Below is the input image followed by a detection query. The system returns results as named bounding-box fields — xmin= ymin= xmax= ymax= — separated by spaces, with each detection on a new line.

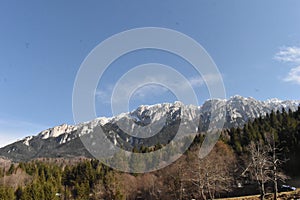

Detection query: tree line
xmin=0 ymin=106 xmax=299 ymax=199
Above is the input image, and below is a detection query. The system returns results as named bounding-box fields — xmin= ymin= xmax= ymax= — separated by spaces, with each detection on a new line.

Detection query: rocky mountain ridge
xmin=1 ymin=96 xmax=299 ymax=162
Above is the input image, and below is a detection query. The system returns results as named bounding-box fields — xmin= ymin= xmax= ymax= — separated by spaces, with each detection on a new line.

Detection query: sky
xmin=0 ymin=0 xmax=300 ymax=147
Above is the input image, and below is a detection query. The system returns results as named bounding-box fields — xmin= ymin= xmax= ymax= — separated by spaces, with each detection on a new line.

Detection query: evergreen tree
xmin=0 ymin=186 xmax=14 ymax=200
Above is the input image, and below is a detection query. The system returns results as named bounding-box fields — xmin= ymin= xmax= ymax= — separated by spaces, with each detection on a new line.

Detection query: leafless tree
xmin=160 ymin=155 xmax=187 ymax=200
xmin=265 ymin=133 xmax=288 ymax=200
xmin=187 ymin=142 xmax=236 ymax=200
xmin=246 ymin=136 xmax=288 ymax=200
xmin=247 ymin=141 xmax=272 ymax=200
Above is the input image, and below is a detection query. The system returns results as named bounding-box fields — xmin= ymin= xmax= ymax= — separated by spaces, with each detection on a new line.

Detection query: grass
xmin=217 ymin=188 xmax=300 ymax=200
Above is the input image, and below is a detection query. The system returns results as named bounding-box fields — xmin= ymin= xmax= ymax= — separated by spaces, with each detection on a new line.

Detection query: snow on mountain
xmin=22 ymin=136 xmax=33 ymax=146
xmin=38 ymin=124 xmax=77 ymax=139
xmin=0 ymin=96 xmax=299 ymax=162
xmin=15 ymin=96 xmax=300 ymax=144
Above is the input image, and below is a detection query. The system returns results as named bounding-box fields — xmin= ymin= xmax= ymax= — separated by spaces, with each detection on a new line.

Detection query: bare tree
xmin=187 ymin=141 xmax=236 ymax=200
xmin=160 ymin=155 xmax=188 ymax=200
xmin=247 ymin=141 xmax=272 ymax=200
xmin=265 ymin=133 xmax=288 ymax=200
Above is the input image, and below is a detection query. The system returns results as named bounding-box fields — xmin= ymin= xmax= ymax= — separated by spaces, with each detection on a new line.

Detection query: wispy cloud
xmin=0 ymin=119 xmax=48 ymax=147
xmin=189 ymin=76 xmax=204 ymax=86
xmin=95 ymin=73 xmax=222 ymax=104
xmin=131 ymin=84 xmax=169 ymax=99
xmin=95 ymin=88 xmax=112 ymax=104
xmin=274 ymin=46 xmax=300 ymax=85
xmin=274 ymin=46 xmax=300 ymax=63
xmin=283 ymin=66 xmax=300 ymax=84
xmin=189 ymin=73 xmax=222 ymax=87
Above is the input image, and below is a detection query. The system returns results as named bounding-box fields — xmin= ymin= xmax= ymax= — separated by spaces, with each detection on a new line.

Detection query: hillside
xmin=0 ymin=96 xmax=299 ymax=162
xmin=0 ymin=102 xmax=299 ymax=199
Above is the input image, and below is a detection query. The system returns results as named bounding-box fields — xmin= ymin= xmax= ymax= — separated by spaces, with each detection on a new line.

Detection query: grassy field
xmin=217 ymin=189 xmax=300 ymax=200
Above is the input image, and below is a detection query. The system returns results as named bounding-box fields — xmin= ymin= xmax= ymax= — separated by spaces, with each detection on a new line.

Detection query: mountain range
xmin=1 ymin=95 xmax=299 ymax=162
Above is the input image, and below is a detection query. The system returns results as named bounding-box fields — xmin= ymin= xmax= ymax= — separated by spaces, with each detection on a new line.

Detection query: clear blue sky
xmin=1 ymin=0 xmax=300 ymax=147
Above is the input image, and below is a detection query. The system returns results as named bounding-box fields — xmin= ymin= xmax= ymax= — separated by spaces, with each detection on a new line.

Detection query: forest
xmin=0 ymin=106 xmax=299 ymax=200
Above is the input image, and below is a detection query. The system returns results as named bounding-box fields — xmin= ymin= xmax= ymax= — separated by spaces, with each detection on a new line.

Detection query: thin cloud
xmin=189 ymin=73 xmax=223 ymax=87
xmin=0 ymin=119 xmax=48 ymax=147
xmin=131 ymin=84 xmax=169 ymax=99
xmin=274 ymin=46 xmax=300 ymax=63
xmin=96 ymin=73 xmax=222 ymax=105
xmin=283 ymin=66 xmax=300 ymax=85
xmin=95 ymin=89 xmax=111 ymax=104
xmin=189 ymin=76 xmax=205 ymax=86
xmin=95 ymin=84 xmax=115 ymax=104
xmin=110 ymin=75 xmax=179 ymax=104
xmin=275 ymin=46 xmax=300 ymax=85
xmin=0 ymin=134 xmax=20 ymax=148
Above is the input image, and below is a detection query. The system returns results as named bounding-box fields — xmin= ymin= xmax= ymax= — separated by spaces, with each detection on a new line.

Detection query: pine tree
xmin=15 ymin=186 xmax=23 ymax=200
xmin=6 ymin=163 xmax=15 ymax=175
xmin=0 ymin=186 xmax=14 ymax=200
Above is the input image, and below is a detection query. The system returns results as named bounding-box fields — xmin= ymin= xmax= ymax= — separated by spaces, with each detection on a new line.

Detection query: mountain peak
xmin=37 ymin=123 xmax=77 ymax=139
xmin=1 ymin=97 xmax=299 ymax=162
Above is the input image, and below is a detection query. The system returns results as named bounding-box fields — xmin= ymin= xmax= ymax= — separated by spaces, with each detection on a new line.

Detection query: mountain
xmin=0 ymin=96 xmax=299 ymax=162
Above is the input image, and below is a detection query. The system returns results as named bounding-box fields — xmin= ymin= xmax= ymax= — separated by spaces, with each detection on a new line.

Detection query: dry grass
xmin=217 ymin=189 xmax=300 ymax=200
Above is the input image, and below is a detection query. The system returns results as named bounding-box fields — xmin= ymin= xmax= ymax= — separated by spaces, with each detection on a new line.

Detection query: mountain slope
xmin=0 ymin=96 xmax=299 ymax=162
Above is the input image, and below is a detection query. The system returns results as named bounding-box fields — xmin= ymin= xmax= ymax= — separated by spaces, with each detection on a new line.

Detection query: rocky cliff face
xmin=1 ymin=96 xmax=299 ymax=162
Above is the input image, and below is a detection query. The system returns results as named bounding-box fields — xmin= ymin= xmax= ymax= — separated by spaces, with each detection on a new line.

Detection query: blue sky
xmin=1 ymin=0 xmax=300 ymax=147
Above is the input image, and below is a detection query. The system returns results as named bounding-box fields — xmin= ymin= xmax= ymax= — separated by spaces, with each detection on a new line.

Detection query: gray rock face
xmin=0 ymin=96 xmax=299 ymax=162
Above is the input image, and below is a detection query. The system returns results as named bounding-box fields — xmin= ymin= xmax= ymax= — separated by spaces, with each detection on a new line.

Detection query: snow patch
xmin=23 ymin=136 xmax=33 ymax=146
xmin=38 ymin=124 xmax=77 ymax=139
